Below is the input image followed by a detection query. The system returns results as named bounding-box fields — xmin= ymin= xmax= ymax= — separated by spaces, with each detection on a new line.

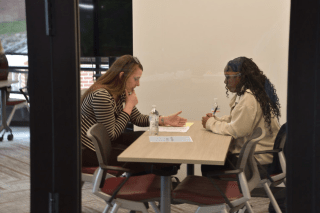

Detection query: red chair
xmin=87 ymin=123 xmax=161 ymax=213
xmin=81 ymin=166 xmax=125 ymax=188
xmin=81 ymin=166 xmax=99 ymax=187
xmin=81 ymin=147 xmax=127 ymax=188
xmin=172 ymin=128 xmax=265 ymax=213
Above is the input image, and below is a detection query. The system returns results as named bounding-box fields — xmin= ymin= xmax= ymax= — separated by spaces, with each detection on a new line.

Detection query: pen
xmin=212 ymin=106 xmax=218 ymax=116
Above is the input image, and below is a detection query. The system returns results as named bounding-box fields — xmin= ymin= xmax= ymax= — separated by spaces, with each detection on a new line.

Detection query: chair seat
xmin=82 ymin=166 xmax=122 ymax=176
xmin=7 ymin=98 xmax=26 ymax=106
xmin=172 ymin=175 xmax=243 ymax=205
xmin=219 ymin=173 xmax=282 ymax=180
xmin=101 ymin=174 xmax=161 ymax=201
xmin=82 ymin=167 xmax=98 ymax=174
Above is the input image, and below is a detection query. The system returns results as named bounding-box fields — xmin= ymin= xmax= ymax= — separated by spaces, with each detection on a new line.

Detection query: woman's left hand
xmin=164 ymin=111 xmax=187 ymax=127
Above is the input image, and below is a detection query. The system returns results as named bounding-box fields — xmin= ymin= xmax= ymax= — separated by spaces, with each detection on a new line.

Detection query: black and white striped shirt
xmin=81 ymin=88 xmax=149 ymax=151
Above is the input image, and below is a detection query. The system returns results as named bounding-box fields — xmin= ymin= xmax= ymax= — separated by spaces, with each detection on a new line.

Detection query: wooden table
xmin=0 ymin=80 xmax=18 ymax=140
xmin=118 ymin=121 xmax=232 ymax=213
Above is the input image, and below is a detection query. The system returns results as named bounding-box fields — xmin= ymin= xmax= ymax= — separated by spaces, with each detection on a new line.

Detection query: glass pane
xmin=0 ymin=0 xmax=28 ymax=98
xmin=0 ymin=2 xmax=27 ymax=54
xmin=80 ymin=56 xmax=110 ymax=89
xmin=0 ymin=0 xmax=30 ymax=212
xmin=80 ymin=71 xmax=94 ymax=89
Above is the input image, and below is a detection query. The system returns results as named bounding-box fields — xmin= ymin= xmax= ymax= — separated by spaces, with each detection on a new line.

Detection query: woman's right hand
xmin=206 ymin=113 xmax=213 ymax=118
xmin=125 ymin=89 xmax=138 ymax=109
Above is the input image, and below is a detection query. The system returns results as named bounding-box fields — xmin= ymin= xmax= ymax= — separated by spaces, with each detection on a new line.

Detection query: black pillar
xmin=26 ymin=0 xmax=81 ymax=212
xmin=287 ymin=0 xmax=320 ymax=212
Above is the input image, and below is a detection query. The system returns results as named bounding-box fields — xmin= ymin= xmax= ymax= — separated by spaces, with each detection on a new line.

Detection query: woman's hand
xmin=206 ymin=113 xmax=213 ymax=118
xmin=161 ymin=111 xmax=187 ymax=127
xmin=125 ymin=89 xmax=138 ymax=107
xmin=202 ymin=116 xmax=210 ymax=128
xmin=123 ymin=89 xmax=138 ymax=115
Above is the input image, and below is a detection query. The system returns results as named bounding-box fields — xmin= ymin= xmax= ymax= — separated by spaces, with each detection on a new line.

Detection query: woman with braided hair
xmin=201 ymin=57 xmax=281 ymax=175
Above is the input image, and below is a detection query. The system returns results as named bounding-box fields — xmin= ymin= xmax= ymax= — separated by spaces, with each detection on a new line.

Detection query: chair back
xmin=268 ymin=123 xmax=287 ymax=174
xmin=19 ymin=73 xmax=29 ymax=103
xmin=236 ymin=127 xmax=266 ymax=192
xmin=87 ymin=123 xmax=112 ymax=167
xmin=274 ymin=123 xmax=287 ymax=150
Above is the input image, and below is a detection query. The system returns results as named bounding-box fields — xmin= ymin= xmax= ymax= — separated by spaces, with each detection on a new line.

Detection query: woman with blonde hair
xmin=81 ymin=55 xmax=187 ymax=169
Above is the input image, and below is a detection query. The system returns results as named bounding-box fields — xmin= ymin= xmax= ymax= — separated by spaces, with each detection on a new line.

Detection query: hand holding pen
xmin=203 ymin=105 xmax=218 ymax=128
xmin=206 ymin=113 xmax=213 ymax=118
xmin=206 ymin=106 xmax=218 ymax=117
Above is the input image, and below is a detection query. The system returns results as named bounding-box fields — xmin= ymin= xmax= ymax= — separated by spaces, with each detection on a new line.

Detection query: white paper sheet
xmin=134 ymin=126 xmax=190 ymax=132
xmin=149 ymin=136 xmax=193 ymax=142
xmin=159 ymin=126 xmax=189 ymax=132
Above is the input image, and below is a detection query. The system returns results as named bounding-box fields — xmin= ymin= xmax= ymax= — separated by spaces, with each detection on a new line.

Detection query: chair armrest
xmin=19 ymin=86 xmax=28 ymax=90
xmin=254 ymin=149 xmax=282 ymax=155
xmin=108 ymin=173 xmax=132 ymax=204
xmin=253 ymin=157 xmax=275 ymax=183
xmin=231 ymin=149 xmax=282 ymax=156
xmin=19 ymin=87 xmax=29 ymax=102
xmin=112 ymin=144 xmax=128 ymax=151
xmin=205 ymin=169 xmax=243 ymax=177
xmin=100 ymin=165 xmax=132 ymax=173
xmin=113 ymin=147 xmax=126 ymax=151
xmin=99 ymin=171 xmax=133 ymax=205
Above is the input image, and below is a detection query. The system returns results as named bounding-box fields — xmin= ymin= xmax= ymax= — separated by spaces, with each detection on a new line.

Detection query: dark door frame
xmin=287 ymin=0 xmax=320 ymax=212
xmin=25 ymin=0 xmax=81 ymax=212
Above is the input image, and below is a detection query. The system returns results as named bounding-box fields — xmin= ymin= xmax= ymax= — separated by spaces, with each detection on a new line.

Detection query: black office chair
xmin=253 ymin=123 xmax=287 ymax=213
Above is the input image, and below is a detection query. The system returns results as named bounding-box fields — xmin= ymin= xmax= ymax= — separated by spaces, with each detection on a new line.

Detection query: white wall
xmin=132 ymin=0 xmax=290 ymax=178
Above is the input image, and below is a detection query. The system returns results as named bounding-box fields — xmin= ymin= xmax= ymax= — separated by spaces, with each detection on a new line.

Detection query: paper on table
xmin=159 ymin=126 xmax=189 ymax=132
xmin=134 ymin=126 xmax=190 ymax=132
xmin=149 ymin=136 xmax=193 ymax=142
xmin=185 ymin=122 xmax=194 ymax=127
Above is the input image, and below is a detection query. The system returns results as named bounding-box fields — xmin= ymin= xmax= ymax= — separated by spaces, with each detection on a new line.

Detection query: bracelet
xmin=161 ymin=116 xmax=168 ymax=126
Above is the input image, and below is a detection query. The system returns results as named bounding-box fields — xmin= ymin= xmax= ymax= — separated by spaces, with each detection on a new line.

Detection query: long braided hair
xmin=225 ymin=57 xmax=281 ymax=133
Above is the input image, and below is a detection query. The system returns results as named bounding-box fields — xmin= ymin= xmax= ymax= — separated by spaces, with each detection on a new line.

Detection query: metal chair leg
xmin=149 ymin=201 xmax=160 ymax=213
xmin=110 ymin=201 xmax=121 ymax=213
xmin=263 ymin=182 xmax=282 ymax=213
xmin=220 ymin=207 xmax=228 ymax=213
xmin=245 ymin=201 xmax=254 ymax=213
xmin=102 ymin=204 xmax=111 ymax=213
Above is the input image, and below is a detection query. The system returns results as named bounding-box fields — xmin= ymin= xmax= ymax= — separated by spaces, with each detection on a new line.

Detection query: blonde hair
xmin=81 ymin=55 xmax=143 ymax=103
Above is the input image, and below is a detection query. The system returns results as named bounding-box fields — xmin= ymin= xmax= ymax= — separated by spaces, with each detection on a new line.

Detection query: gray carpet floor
xmin=0 ymin=127 xmax=271 ymax=213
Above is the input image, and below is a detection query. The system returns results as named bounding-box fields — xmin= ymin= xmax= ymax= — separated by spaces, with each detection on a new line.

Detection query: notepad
xmin=149 ymin=136 xmax=193 ymax=142
xmin=185 ymin=122 xmax=194 ymax=127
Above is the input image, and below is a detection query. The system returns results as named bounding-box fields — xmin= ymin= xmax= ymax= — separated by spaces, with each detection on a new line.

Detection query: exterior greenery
xmin=0 ymin=20 xmax=26 ymax=35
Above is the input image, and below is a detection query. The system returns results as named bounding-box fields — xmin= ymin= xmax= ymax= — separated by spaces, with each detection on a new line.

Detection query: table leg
xmin=160 ymin=176 xmax=171 ymax=213
xmin=187 ymin=164 xmax=194 ymax=176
